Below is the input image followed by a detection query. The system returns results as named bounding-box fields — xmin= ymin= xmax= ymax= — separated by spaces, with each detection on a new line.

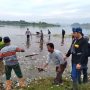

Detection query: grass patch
xmin=14 ymin=77 xmax=90 ymax=90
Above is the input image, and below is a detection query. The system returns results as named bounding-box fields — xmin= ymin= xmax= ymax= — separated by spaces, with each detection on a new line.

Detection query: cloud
xmin=0 ymin=0 xmax=90 ymax=24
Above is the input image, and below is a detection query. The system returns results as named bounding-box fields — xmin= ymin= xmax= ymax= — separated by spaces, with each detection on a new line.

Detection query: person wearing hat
xmin=72 ymin=29 xmax=89 ymax=83
xmin=64 ymin=27 xmax=88 ymax=90
xmin=0 ymin=37 xmax=26 ymax=90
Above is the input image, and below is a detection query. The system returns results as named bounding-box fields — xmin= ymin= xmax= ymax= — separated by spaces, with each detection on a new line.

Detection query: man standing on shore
xmin=64 ymin=28 xmax=88 ymax=90
xmin=43 ymin=43 xmax=67 ymax=85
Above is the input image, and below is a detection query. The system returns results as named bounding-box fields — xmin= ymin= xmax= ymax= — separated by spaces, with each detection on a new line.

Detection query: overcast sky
xmin=0 ymin=0 xmax=90 ymax=24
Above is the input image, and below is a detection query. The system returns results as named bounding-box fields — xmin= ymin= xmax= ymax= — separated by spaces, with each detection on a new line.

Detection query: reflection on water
xmin=26 ymin=38 xmax=31 ymax=48
xmin=39 ymin=40 xmax=43 ymax=52
xmin=0 ymin=25 xmax=90 ymax=36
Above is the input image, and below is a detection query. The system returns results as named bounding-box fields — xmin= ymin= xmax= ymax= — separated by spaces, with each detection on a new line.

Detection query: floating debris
xmin=28 ymin=85 xmax=30 ymax=87
xmin=56 ymin=85 xmax=59 ymax=87
xmin=38 ymin=76 xmax=42 ymax=80
xmin=51 ymin=86 xmax=53 ymax=88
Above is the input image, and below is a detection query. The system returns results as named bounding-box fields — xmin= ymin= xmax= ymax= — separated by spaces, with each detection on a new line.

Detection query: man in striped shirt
xmin=0 ymin=37 xmax=25 ymax=90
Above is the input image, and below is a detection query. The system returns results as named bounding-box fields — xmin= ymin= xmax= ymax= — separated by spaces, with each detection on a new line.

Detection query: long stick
xmin=25 ymin=54 xmax=39 ymax=57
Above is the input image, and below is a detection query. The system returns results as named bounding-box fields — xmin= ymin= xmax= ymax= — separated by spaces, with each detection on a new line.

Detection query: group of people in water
xmin=25 ymin=28 xmax=51 ymax=51
xmin=0 ymin=27 xmax=89 ymax=90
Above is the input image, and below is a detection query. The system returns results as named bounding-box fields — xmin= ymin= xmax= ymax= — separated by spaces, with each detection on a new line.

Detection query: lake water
xmin=0 ymin=25 xmax=90 ymax=36
xmin=0 ymin=25 xmax=90 ymax=85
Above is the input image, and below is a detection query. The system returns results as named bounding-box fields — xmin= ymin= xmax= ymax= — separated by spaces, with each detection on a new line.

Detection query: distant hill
xmin=71 ymin=23 xmax=90 ymax=29
xmin=81 ymin=23 xmax=90 ymax=29
xmin=71 ymin=23 xmax=81 ymax=28
xmin=0 ymin=20 xmax=60 ymax=27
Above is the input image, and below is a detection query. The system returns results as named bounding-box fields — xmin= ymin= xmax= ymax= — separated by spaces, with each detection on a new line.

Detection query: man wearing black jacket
xmin=64 ymin=28 xmax=88 ymax=90
xmin=81 ymin=35 xmax=89 ymax=83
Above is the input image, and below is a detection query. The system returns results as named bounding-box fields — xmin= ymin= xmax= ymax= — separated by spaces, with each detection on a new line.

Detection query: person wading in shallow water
xmin=43 ymin=43 xmax=67 ymax=85
xmin=48 ymin=29 xmax=51 ymax=41
xmin=61 ymin=29 xmax=65 ymax=46
xmin=0 ymin=37 xmax=26 ymax=90
xmin=25 ymin=28 xmax=32 ymax=42
xmin=40 ymin=30 xmax=44 ymax=51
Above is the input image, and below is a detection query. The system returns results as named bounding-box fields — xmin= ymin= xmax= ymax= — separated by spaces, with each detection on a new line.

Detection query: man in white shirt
xmin=43 ymin=43 xmax=67 ymax=85
xmin=25 ymin=28 xmax=32 ymax=41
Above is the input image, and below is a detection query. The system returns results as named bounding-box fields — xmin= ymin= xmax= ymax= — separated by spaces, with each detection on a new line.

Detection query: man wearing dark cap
xmin=0 ymin=37 xmax=26 ymax=90
xmin=64 ymin=28 xmax=88 ymax=90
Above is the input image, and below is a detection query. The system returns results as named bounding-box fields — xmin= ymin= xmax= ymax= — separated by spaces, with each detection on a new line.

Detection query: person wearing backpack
xmin=64 ymin=27 xmax=88 ymax=90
